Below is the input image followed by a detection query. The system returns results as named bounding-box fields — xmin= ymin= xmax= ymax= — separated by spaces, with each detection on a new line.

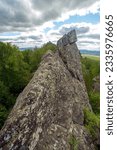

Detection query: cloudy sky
xmin=0 ymin=0 xmax=100 ymax=50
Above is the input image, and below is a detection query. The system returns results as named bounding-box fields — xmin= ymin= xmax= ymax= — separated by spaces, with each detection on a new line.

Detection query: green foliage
xmin=89 ymin=92 xmax=100 ymax=115
xmin=81 ymin=55 xmax=100 ymax=146
xmin=0 ymin=41 xmax=57 ymax=129
xmin=0 ymin=104 xmax=8 ymax=129
xmin=81 ymin=55 xmax=100 ymax=116
xmin=82 ymin=54 xmax=100 ymax=61
xmin=84 ymin=108 xmax=100 ymax=138
xmin=0 ymin=42 xmax=30 ymax=95
xmin=22 ymin=42 xmax=57 ymax=72
xmin=69 ymin=135 xmax=79 ymax=150
xmin=81 ymin=56 xmax=100 ymax=92
xmin=0 ymin=81 xmax=15 ymax=108
xmin=0 ymin=41 xmax=100 ymax=134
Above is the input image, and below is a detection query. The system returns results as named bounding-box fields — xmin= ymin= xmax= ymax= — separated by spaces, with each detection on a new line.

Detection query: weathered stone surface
xmin=0 ymin=30 xmax=98 ymax=150
xmin=57 ymin=29 xmax=77 ymax=47
xmin=68 ymin=29 xmax=77 ymax=44
xmin=62 ymin=34 xmax=69 ymax=46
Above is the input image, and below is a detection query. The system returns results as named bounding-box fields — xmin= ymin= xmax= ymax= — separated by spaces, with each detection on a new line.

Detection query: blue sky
xmin=0 ymin=0 xmax=100 ymax=50
xmin=53 ymin=13 xmax=99 ymax=28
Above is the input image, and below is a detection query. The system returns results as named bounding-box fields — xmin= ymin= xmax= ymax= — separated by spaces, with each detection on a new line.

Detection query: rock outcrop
xmin=0 ymin=30 xmax=97 ymax=150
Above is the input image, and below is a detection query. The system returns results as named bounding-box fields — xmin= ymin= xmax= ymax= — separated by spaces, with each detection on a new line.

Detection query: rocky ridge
xmin=0 ymin=30 xmax=98 ymax=150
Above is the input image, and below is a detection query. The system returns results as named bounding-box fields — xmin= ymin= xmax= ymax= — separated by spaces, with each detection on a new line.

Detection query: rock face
xmin=0 ymin=30 xmax=96 ymax=150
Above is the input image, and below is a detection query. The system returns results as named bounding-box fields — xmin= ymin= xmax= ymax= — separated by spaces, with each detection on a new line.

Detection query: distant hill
xmin=20 ymin=47 xmax=100 ymax=56
xmin=80 ymin=50 xmax=100 ymax=56
xmin=19 ymin=47 xmax=34 ymax=51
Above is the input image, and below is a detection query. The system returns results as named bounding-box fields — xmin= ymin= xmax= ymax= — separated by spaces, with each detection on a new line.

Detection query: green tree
xmin=0 ymin=42 xmax=57 ymax=129
xmin=0 ymin=104 xmax=8 ymax=129
xmin=0 ymin=42 xmax=30 ymax=95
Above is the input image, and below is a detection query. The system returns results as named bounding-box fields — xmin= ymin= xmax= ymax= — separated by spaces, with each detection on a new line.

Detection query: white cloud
xmin=0 ymin=0 xmax=100 ymax=50
xmin=0 ymin=0 xmax=99 ymax=32
xmin=0 ymin=22 xmax=100 ymax=50
xmin=46 ymin=22 xmax=100 ymax=50
xmin=57 ymin=1 xmax=99 ymax=22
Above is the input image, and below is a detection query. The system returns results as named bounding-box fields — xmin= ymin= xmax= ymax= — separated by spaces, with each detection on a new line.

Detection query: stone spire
xmin=0 ymin=30 xmax=97 ymax=150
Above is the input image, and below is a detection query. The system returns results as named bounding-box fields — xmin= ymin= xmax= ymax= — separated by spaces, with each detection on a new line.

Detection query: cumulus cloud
xmin=0 ymin=0 xmax=100 ymax=50
xmin=0 ymin=21 xmax=100 ymax=50
xmin=46 ymin=22 xmax=100 ymax=50
xmin=0 ymin=0 xmax=99 ymax=32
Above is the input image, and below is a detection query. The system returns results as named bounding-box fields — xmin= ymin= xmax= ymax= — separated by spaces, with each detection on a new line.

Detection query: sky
xmin=0 ymin=0 xmax=100 ymax=51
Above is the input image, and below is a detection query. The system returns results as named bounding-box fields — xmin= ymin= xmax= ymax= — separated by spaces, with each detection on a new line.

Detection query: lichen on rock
xmin=0 ymin=30 xmax=99 ymax=150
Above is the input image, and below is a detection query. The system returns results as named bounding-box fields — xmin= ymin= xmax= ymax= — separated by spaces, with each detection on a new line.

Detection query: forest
xmin=0 ymin=42 xmax=56 ymax=129
xmin=0 ymin=41 xmax=100 ymax=130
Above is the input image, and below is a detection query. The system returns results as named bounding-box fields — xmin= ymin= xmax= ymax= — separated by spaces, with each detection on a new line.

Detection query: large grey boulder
xmin=0 ymin=30 xmax=97 ymax=150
